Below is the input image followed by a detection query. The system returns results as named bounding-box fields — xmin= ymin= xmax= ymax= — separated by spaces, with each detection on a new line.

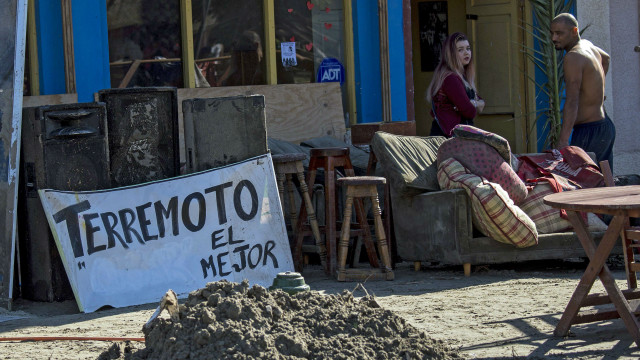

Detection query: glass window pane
xmin=274 ymin=0 xmax=345 ymax=85
xmin=192 ymin=0 xmax=265 ymax=87
xmin=107 ymin=0 xmax=183 ymax=88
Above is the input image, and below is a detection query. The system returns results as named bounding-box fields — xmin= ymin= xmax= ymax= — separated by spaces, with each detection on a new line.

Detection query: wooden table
xmin=544 ymin=185 xmax=640 ymax=346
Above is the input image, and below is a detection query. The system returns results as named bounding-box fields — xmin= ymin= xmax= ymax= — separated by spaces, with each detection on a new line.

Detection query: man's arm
xmin=556 ymin=52 xmax=583 ymax=149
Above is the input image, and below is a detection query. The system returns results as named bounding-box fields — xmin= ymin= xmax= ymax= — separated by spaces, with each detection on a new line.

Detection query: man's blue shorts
xmin=570 ymin=113 xmax=616 ymax=170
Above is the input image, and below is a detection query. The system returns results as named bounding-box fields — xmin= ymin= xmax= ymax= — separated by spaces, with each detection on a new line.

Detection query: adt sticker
xmin=316 ymin=58 xmax=345 ymax=85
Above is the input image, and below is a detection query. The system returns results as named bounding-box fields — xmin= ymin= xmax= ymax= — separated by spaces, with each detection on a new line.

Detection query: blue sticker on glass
xmin=316 ymin=58 xmax=345 ymax=85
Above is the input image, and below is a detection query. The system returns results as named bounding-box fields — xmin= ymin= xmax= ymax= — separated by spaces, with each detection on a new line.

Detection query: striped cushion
xmin=437 ymin=158 xmax=538 ymax=248
xmin=437 ymin=138 xmax=528 ymax=205
xmin=519 ymin=182 xmax=572 ymax=234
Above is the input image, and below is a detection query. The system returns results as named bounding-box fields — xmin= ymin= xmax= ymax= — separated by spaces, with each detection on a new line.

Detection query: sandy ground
xmin=1 ymin=259 xmax=639 ymax=359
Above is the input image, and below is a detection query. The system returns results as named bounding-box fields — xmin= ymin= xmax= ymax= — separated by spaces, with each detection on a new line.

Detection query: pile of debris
xmin=99 ymin=280 xmax=460 ymax=359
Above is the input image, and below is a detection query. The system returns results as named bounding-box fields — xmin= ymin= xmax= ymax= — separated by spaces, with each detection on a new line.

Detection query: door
xmin=411 ymin=0 xmax=467 ymax=136
xmin=466 ymin=0 xmax=528 ymax=152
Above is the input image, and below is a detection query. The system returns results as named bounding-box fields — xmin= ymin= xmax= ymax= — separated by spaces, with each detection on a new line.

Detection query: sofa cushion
xmin=519 ymin=182 xmax=572 ymax=234
xmin=437 ymin=158 xmax=538 ymax=248
xmin=452 ymin=124 xmax=511 ymax=164
xmin=371 ymin=132 xmax=447 ymax=196
xmin=437 ymin=137 xmax=528 ymax=204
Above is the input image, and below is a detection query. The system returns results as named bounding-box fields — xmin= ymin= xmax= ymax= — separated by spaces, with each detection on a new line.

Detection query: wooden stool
xmin=365 ymin=150 xmax=395 ymax=268
xmin=294 ymin=147 xmax=369 ymax=275
xmin=272 ymin=153 xmax=326 ymax=270
xmin=336 ymin=176 xmax=394 ymax=281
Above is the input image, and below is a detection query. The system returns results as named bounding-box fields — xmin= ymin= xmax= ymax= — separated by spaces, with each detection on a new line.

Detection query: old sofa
xmin=371 ymin=131 xmax=610 ymax=275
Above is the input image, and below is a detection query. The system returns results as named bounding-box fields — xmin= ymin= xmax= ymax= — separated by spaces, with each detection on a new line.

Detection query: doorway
xmin=410 ymin=0 xmax=530 ymax=152
xmin=411 ymin=0 xmax=467 ymax=136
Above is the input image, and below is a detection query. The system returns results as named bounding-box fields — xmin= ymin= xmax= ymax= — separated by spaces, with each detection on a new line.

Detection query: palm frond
xmin=519 ymin=0 xmax=576 ymax=149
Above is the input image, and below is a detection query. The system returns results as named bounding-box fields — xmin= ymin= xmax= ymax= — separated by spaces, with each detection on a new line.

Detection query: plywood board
xmin=22 ymin=93 xmax=78 ymax=108
xmin=177 ymin=82 xmax=346 ymax=145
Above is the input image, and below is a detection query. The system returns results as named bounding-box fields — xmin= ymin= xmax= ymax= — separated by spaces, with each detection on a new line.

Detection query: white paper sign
xmin=280 ymin=42 xmax=297 ymax=67
xmin=39 ymin=155 xmax=293 ymax=312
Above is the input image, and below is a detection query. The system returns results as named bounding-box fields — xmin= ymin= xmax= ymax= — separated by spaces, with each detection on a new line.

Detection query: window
xmin=191 ymin=0 xmax=266 ymax=87
xmin=274 ymin=0 xmax=345 ymax=85
xmin=107 ymin=0 xmax=183 ymax=88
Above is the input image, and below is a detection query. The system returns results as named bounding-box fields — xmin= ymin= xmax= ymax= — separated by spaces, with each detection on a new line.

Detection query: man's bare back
xmin=565 ymin=39 xmax=607 ymax=125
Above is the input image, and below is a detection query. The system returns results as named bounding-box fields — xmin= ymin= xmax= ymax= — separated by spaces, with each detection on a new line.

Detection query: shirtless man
xmin=551 ymin=13 xmax=616 ymax=167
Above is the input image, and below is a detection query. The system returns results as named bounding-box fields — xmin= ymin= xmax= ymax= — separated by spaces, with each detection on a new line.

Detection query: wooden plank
xmin=117 ymin=60 xmax=141 ymax=88
xmin=573 ymin=299 xmax=640 ymax=325
xmin=626 ymin=228 xmax=640 ymax=241
xmin=0 ymin=0 xmax=28 ymax=310
xmin=378 ymin=0 xmax=391 ymax=123
xmin=263 ymin=0 xmax=277 ymax=84
xmin=343 ymin=0 xmax=356 ymax=125
xmin=180 ymin=0 xmax=195 ymax=88
xmin=177 ymin=82 xmax=346 ymax=146
xmin=22 ymin=93 xmax=78 ymax=108
xmin=61 ymin=0 xmax=76 ymax=94
xmin=581 ymin=288 xmax=640 ymax=307
xmin=26 ymin=0 xmax=39 ymax=96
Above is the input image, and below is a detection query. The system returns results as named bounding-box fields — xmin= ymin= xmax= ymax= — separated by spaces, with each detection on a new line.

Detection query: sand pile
xmin=99 ymin=280 xmax=461 ymax=360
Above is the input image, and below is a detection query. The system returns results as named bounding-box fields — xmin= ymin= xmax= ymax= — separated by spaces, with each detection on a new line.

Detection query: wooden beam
xmin=180 ymin=0 xmax=195 ymax=88
xmin=60 ymin=0 xmax=76 ymax=94
xmin=343 ymin=0 xmax=357 ymax=125
xmin=27 ymin=0 xmax=40 ymax=96
xmin=378 ymin=0 xmax=391 ymax=123
xmin=573 ymin=299 xmax=640 ymax=325
xmin=263 ymin=0 xmax=277 ymax=84
xmin=403 ymin=0 xmax=414 ymax=122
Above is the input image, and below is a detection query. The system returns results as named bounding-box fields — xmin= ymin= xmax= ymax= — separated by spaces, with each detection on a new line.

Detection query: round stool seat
xmin=310 ymin=147 xmax=350 ymax=157
xmin=272 ymin=153 xmax=307 ymax=163
xmin=337 ymin=176 xmax=386 ymax=186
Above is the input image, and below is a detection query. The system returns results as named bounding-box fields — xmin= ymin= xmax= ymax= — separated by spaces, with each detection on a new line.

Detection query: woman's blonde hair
xmin=426 ymin=32 xmax=476 ymax=103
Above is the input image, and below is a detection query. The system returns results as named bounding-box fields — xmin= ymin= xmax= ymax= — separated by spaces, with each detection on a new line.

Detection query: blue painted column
xmin=352 ymin=0 xmax=408 ymax=124
xmin=72 ymin=0 xmax=110 ymax=102
xmin=35 ymin=0 xmax=110 ymax=101
xmin=387 ymin=0 xmax=408 ymax=122
xmin=352 ymin=0 xmax=382 ymax=124
xmin=36 ymin=0 xmax=66 ymax=95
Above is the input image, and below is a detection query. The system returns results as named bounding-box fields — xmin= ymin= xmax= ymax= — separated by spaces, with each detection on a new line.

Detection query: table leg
xmin=555 ymin=212 xmax=640 ymax=345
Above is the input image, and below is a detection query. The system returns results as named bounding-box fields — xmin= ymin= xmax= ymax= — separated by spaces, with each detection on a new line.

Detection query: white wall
xmin=578 ymin=0 xmax=640 ymax=175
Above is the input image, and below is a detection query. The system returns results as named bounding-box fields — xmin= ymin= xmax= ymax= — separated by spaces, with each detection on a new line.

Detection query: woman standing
xmin=426 ymin=32 xmax=485 ymax=137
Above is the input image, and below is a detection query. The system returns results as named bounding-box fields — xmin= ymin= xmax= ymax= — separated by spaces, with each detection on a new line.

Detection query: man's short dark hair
xmin=552 ymin=13 xmax=579 ymax=28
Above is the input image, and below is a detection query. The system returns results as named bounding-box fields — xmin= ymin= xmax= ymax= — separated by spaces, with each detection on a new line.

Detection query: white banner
xmin=39 ymin=154 xmax=293 ymax=312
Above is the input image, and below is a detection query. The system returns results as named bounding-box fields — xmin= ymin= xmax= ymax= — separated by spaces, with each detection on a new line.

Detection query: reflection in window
xmin=192 ymin=1 xmax=265 ymax=87
xmin=274 ymin=0 xmax=344 ymax=85
xmin=107 ymin=0 xmax=183 ymax=88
